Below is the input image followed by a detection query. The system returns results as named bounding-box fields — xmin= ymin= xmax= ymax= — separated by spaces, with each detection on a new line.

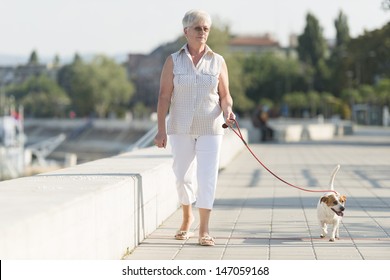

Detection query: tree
xmin=206 ymin=20 xmax=230 ymax=54
xmin=335 ymin=11 xmax=350 ymax=47
xmin=65 ymin=60 xmax=93 ymax=116
xmin=341 ymin=88 xmax=361 ymax=105
xmin=340 ymin=84 xmax=380 ymax=119
xmin=307 ymin=91 xmax=321 ymax=117
xmin=297 ymin=13 xmax=329 ymax=91
xmin=5 ymin=75 xmax=70 ymax=117
xmin=346 ymin=22 xmax=390 ymax=85
xmin=320 ymin=91 xmax=341 ymax=118
xmin=376 ymin=78 xmax=390 ymax=106
xmin=283 ymin=91 xmax=308 ymax=117
xmin=358 ymin=84 xmax=378 ymax=104
xmin=225 ymin=54 xmax=254 ymax=114
xmin=297 ymin=13 xmax=327 ymax=66
xmin=67 ymin=55 xmax=135 ymax=117
xmin=52 ymin=54 xmax=60 ymax=68
xmin=27 ymin=50 xmax=39 ymax=65
xmin=207 ymin=22 xmax=255 ymax=114
xmin=243 ymin=53 xmax=307 ymax=105
xmin=73 ymin=53 xmax=83 ymax=64
xmin=329 ymin=10 xmax=350 ymax=96
xmin=282 ymin=90 xmax=342 ymax=118
xmin=57 ymin=53 xmax=84 ymax=99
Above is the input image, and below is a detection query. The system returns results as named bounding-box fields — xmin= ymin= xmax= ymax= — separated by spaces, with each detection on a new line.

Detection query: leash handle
xmin=223 ymin=120 xmax=247 ymax=145
xmin=222 ymin=120 xmax=337 ymax=194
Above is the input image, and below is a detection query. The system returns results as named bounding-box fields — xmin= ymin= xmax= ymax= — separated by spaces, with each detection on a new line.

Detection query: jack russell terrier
xmin=316 ymin=164 xmax=347 ymax=242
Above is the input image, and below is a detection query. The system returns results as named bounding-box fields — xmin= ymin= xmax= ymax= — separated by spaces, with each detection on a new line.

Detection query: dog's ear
xmin=340 ymin=195 xmax=347 ymax=203
xmin=320 ymin=196 xmax=328 ymax=204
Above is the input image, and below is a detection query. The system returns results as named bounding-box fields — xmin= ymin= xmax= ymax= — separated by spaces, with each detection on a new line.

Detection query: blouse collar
xmin=179 ymin=44 xmax=213 ymax=56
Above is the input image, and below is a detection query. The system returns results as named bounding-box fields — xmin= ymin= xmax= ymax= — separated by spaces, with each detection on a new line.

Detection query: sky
xmin=0 ymin=0 xmax=389 ymax=60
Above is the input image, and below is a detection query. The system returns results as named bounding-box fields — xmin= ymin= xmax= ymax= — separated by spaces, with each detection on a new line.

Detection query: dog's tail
xmin=329 ymin=164 xmax=341 ymax=190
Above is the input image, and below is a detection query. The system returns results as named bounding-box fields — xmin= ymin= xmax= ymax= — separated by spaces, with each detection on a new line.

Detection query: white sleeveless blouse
xmin=167 ymin=44 xmax=225 ymax=135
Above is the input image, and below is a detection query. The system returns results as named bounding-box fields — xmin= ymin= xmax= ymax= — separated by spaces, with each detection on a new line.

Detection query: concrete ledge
xmin=306 ymin=124 xmax=335 ymax=140
xmin=271 ymin=124 xmax=303 ymax=142
xmin=334 ymin=122 xmax=355 ymax=136
xmin=269 ymin=119 xmax=354 ymax=142
xmin=0 ymin=129 xmax=247 ymax=259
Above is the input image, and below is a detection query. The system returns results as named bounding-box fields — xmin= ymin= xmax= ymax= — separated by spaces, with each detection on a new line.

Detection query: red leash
xmin=223 ymin=120 xmax=337 ymax=194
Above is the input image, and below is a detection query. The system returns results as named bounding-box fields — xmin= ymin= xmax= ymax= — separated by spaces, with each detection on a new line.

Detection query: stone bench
xmin=269 ymin=124 xmax=304 ymax=142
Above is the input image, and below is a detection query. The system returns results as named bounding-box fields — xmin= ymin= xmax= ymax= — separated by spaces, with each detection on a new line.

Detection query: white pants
xmin=169 ymin=134 xmax=223 ymax=210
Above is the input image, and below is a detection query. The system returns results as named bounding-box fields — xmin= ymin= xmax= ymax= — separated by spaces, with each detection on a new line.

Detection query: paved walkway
xmin=125 ymin=126 xmax=390 ymax=260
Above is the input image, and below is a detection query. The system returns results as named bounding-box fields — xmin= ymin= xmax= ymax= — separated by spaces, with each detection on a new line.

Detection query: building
xmin=228 ymin=34 xmax=281 ymax=55
xmin=125 ymin=53 xmax=163 ymax=108
xmin=125 ymin=40 xmax=183 ymax=109
xmin=0 ymin=64 xmax=58 ymax=87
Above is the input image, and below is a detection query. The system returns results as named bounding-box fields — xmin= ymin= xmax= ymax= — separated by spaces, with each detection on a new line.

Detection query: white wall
xmin=0 ymin=129 xmax=247 ymax=259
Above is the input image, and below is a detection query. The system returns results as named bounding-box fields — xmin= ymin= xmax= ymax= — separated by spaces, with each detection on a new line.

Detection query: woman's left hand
xmin=224 ymin=111 xmax=236 ymax=127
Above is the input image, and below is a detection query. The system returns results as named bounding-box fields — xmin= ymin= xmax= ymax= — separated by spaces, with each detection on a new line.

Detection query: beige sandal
xmin=175 ymin=231 xmax=193 ymax=240
xmin=199 ymin=235 xmax=215 ymax=246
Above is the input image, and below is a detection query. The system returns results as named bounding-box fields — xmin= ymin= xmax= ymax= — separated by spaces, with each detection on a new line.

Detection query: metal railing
xmin=124 ymin=124 xmax=158 ymax=152
xmin=124 ymin=117 xmax=168 ymax=152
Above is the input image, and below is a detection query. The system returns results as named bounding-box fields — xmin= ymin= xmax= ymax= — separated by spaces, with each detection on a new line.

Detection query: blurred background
xmin=0 ymin=0 xmax=389 ymax=180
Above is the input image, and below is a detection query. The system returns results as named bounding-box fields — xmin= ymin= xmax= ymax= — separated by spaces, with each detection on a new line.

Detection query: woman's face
xmin=185 ymin=20 xmax=210 ymax=45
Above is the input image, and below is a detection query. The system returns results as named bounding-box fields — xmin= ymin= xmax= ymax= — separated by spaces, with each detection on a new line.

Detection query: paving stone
xmin=124 ymin=126 xmax=390 ymax=260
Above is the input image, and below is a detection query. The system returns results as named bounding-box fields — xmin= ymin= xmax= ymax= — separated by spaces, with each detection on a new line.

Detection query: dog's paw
xmin=329 ymin=238 xmax=335 ymax=242
xmin=320 ymin=234 xmax=325 ymax=238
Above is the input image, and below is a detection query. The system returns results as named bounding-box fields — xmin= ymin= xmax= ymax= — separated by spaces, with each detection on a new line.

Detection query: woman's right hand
xmin=154 ymin=131 xmax=167 ymax=148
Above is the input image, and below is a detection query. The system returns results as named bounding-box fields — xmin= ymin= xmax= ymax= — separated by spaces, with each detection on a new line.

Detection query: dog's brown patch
xmin=320 ymin=194 xmax=347 ymax=206
xmin=320 ymin=195 xmax=338 ymax=207
xmin=320 ymin=196 xmax=329 ymax=204
xmin=326 ymin=195 xmax=338 ymax=207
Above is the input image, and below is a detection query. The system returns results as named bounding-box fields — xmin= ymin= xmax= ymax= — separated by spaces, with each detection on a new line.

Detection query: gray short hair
xmin=182 ymin=9 xmax=212 ymax=29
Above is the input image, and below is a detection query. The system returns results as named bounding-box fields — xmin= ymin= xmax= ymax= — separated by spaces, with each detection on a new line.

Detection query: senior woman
xmin=154 ymin=9 xmax=235 ymax=246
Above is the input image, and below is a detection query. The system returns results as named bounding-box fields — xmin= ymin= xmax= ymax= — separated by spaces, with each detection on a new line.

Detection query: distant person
xmin=252 ymin=106 xmax=273 ymax=142
xmin=154 ymin=9 xmax=235 ymax=246
xmin=69 ymin=111 xmax=76 ymax=119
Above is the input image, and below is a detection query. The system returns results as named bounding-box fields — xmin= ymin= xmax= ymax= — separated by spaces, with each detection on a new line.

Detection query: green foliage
xmin=28 ymin=50 xmax=39 ymax=65
xmin=297 ymin=13 xmax=330 ymax=92
xmin=52 ymin=54 xmax=60 ymax=67
xmin=132 ymin=102 xmax=151 ymax=119
xmin=243 ymin=53 xmax=306 ymax=105
xmin=297 ymin=13 xmax=327 ymax=67
xmin=328 ymin=11 xmax=350 ymax=96
xmin=90 ymin=56 xmax=135 ymax=117
xmin=60 ymin=55 xmax=135 ymax=117
xmin=307 ymin=91 xmax=321 ymax=116
xmin=206 ymin=22 xmax=254 ymax=114
xmin=341 ymin=80 xmax=390 ymax=107
xmin=207 ymin=21 xmax=230 ymax=54
xmin=5 ymin=75 xmax=70 ymax=117
xmin=288 ymin=10 xmax=389 ymax=120
xmin=376 ymin=78 xmax=390 ymax=105
xmin=224 ymin=54 xmax=254 ymax=114
xmin=316 ymin=58 xmax=331 ymax=91
xmin=283 ymin=91 xmax=342 ymax=118
xmin=359 ymin=84 xmax=377 ymax=103
xmin=4 ymin=11 xmax=388 ymax=121
xmin=334 ymin=11 xmax=350 ymax=47
xmin=347 ymin=22 xmax=390 ymax=85
xmin=341 ymin=88 xmax=362 ymax=104
xmin=283 ymin=91 xmax=307 ymax=117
